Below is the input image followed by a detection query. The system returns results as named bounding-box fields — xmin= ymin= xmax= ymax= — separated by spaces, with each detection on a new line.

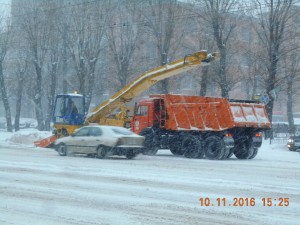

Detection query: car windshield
xmin=111 ymin=127 xmax=133 ymax=135
xmin=73 ymin=127 xmax=89 ymax=136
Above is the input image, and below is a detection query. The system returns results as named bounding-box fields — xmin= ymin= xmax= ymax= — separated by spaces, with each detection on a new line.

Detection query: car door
xmin=70 ymin=127 xmax=90 ymax=153
xmin=83 ymin=127 xmax=104 ymax=153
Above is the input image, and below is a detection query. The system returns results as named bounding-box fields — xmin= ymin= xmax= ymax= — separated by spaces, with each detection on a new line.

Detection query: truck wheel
xmin=57 ymin=143 xmax=68 ymax=156
xmin=97 ymin=145 xmax=107 ymax=159
xmin=140 ymin=129 xmax=159 ymax=155
xmin=169 ymin=136 xmax=184 ymax=155
xmin=169 ymin=143 xmax=183 ymax=155
xmin=233 ymin=142 xmax=254 ymax=159
xmin=182 ymin=135 xmax=204 ymax=159
xmin=204 ymin=136 xmax=225 ymax=160
xmin=248 ymin=147 xmax=258 ymax=159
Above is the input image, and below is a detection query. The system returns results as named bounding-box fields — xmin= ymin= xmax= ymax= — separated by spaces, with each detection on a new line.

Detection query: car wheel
xmin=125 ymin=149 xmax=137 ymax=159
xmin=57 ymin=143 xmax=68 ymax=156
xmin=140 ymin=129 xmax=159 ymax=155
xmin=96 ymin=145 xmax=107 ymax=159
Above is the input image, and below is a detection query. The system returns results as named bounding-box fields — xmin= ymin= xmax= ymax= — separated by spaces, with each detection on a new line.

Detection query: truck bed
xmin=151 ymin=94 xmax=271 ymax=131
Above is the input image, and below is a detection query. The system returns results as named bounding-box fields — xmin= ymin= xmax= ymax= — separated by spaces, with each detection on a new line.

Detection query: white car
xmin=54 ymin=125 xmax=145 ymax=159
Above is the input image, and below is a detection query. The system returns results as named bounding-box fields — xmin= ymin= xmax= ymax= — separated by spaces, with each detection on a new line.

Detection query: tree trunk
xmin=159 ymin=52 xmax=169 ymax=94
xmin=33 ymin=62 xmax=44 ymax=131
xmin=287 ymin=76 xmax=295 ymax=134
xmin=265 ymin=52 xmax=278 ymax=139
xmin=85 ymin=61 xmax=98 ymax=112
xmin=78 ymin=70 xmax=86 ymax=95
xmin=200 ymin=66 xmax=209 ymax=96
xmin=45 ymin=64 xmax=57 ymax=131
xmin=0 ymin=63 xmax=13 ymax=132
xmin=14 ymin=75 xmax=25 ymax=131
xmin=251 ymin=74 xmax=258 ymax=100
xmin=265 ymin=59 xmax=276 ymax=140
xmin=219 ymin=48 xmax=229 ymax=98
xmin=62 ymin=24 xmax=68 ymax=94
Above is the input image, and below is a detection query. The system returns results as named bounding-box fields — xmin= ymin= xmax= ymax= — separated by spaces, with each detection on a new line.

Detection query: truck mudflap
xmin=224 ymin=136 xmax=234 ymax=149
xmin=252 ymin=135 xmax=263 ymax=148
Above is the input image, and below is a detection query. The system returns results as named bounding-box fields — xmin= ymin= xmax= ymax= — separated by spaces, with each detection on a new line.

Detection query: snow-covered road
xmin=0 ymin=137 xmax=299 ymax=225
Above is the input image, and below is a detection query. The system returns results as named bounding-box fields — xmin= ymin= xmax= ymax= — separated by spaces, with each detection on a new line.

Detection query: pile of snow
xmin=0 ymin=129 xmax=52 ymax=147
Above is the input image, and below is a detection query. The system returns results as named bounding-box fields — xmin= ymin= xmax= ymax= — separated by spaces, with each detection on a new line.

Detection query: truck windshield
xmin=54 ymin=96 xmax=84 ymax=117
xmin=53 ymin=95 xmax=85 ymax=125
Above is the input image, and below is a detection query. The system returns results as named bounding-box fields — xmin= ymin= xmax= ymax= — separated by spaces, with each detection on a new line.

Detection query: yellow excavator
xmin=34 ymin=50 xmax=218 ymax=148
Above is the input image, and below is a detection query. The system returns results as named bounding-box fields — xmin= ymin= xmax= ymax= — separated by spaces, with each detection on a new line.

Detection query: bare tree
xmin=196 ymin=29 xmax=217 ymax=96
xmin=141 ymin=0 xmax=186 ymax=93
xmin=106 ymin=0 xmax=141 ymax=90
xmin=20 ymin=2 xmax=52 ymax=130
xmin=195 ymin=0 xmax=239 ymax=98
xmin=284 ymin=7 xmax=300 ymax=134
xmin=182 ymin=21 xmax=216 ymax=96
xmin=253 ymin=0 xmax=294 ymax=127
xmin=64 ymin=1 xmax=110 ymax=110
xmin=44 ymin=7 xmax=62 ymax=131
xmin=14 ymin=52 xmax=28 ymax=132
xmin=247 ymin=50 xmax=268 ymax=100
xmin=0 ymin=17 xmax=12 ymax=132
xmin=283 ymin=22 xmax=300 ymax=134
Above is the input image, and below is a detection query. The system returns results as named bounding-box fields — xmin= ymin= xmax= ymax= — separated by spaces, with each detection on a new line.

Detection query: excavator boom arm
xmin=85 ymin=51 xmax=218 ymax=125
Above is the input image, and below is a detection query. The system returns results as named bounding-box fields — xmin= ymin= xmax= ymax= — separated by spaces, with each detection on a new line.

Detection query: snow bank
xmin=0 ymin=129 xmax=52 ymax=147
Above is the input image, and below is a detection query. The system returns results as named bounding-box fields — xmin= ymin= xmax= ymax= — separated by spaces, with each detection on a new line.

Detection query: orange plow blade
xmin=34 ymin=135 xmax=57 ymax=148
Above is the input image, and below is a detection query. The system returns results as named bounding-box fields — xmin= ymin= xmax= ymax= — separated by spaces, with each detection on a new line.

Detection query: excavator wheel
xmin=140 ymin=129 xmax=159 ymax=156
xmin=182 ymin=135 xmax=204 ymax=159
xmin=204 ymin=136 xmax=226 ymax=160
xmin=233 ymin=141 xmax=254 ymax=159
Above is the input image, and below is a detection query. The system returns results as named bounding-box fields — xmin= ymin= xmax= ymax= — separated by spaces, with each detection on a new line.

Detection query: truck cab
xmin=52 ymin=94 xmax=86 ymax=126
xmin=132 ymin=98 xmax=162 ymax=134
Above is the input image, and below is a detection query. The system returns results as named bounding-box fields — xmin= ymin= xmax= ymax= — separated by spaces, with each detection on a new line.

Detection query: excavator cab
xmin=52 ymin=94 xmax=85 ymax=126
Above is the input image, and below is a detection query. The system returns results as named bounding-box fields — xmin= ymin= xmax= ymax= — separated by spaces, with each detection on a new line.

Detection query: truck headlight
xmin=288 ymin=138 xmax=294 ymax=143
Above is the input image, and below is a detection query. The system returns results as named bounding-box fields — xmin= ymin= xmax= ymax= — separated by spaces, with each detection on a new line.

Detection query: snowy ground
xmin=0 ymin=130 xmax=299 ymax=225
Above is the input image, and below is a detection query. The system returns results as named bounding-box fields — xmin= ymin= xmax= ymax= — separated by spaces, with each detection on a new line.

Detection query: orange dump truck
xmin=131 ymin=94 xmax=271 ymax=160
